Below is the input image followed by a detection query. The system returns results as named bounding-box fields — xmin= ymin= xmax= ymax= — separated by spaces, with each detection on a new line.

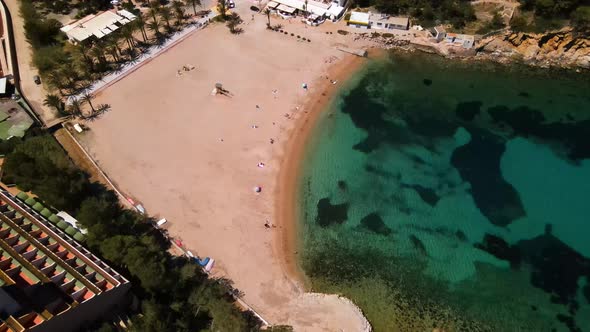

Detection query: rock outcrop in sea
xmin=477 ymin=28 xmax=590 ymax=68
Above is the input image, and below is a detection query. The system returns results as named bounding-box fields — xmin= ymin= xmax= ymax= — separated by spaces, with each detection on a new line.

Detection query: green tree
xmin=160 ymin=6 xmax=173 ymax=32
xmin=571 ymin=6 xmax=590 ymax=33
xmin=490 ymin=11 xmax=506 ymax=30
xmin=217 ymin=0 xmax=227 ymax=19
xmin=81 ymin=92 xmax=96 ymax=112
xmin=43 ymin=94 xmax=64 ymax=114
xmin=135 ymin=14 xmax=149 ymax=42
xmin=172 ymin=1 xmax=186 ymax=25
xmin=187 ymin=0 xmax=202 ymax=16
xmin=226 ymin=12 xmax=243 ymax=33
xmin=264 ymin=8 xmax=271 ymax=27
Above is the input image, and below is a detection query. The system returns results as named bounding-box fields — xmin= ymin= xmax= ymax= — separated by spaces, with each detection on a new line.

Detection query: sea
xmin=297 ymin=52 xmax=590 ymax=332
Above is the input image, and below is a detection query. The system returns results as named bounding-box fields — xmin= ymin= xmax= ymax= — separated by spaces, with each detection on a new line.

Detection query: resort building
xmin=266 ymin=0 xmax=346 ymax=22
xmin=60 ymin=10 xmax=137 ymax=44
xmin=429 ymin=25 xmax=446 ymax=42
xmin=369 ymin=14 xmax=409 ymax=31
xmin=0 ymin=190 xmax=131 ymax=331
xmin=347 ymin=11 xmax=370 ymax=29
xmin=347 ymin=11 xmax=409 ymax=30
xmin=444 ymin=33 xmax=475 ymax=49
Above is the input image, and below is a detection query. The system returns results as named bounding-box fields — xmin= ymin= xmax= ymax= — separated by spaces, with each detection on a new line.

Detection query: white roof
xmin=272 ymin=0 xmax=332 ymax=15
xmin=56 ymin=211 xmax=78 ymax=227
xmin=267 ymin=1 xmax=279 ymax=8
xmin=0 ymin=77 xmax=6 ymax=94
xmin=60 ymin=10 xmax=134 ymax=42
xmin=277 ymin=4 xmax=297 ymax=13
xmin=327 ymin=4 xmax=344 ymax=17
xmin=349 ymin=11 xmax=370 ymax=24
xmin=117 ymin=9 xmax=137 ymax=20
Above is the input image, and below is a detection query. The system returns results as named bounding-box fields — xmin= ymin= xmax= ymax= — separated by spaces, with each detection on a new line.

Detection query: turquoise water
xmin=298 ymin=52 xmax=590 ymax=332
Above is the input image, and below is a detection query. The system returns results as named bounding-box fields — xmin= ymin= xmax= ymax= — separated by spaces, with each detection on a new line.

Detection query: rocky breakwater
xmin=477 ymin=28 xmax=590 ymax=68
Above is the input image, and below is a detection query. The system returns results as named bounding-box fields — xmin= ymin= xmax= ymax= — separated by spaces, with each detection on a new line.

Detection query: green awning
xmin=57 ymin=220 xmax=68 ymax=230
xmin=65 ymin=226 xmax=76 ymax=236
xmin=48 ymin=214 xmax=60 ymax=224
xmin=16 ymin=192 xmax=29 ymax=200
xmin=24 ymin=198 xmax=36 ymax=206
xmin=73 ymin=232 xmax=86 ymax=242
xmin=32 ymin=202 xmax=44 ymax=212
xmin=40 ymin=208 xmax=52 ymax=218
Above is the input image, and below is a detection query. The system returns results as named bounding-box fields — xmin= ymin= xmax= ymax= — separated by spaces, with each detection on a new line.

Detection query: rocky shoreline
xmin=353 ymin=28 xmax=590 ymax=71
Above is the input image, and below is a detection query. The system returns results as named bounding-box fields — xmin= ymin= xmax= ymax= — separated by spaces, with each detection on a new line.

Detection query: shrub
xmin=297 ymin=35 xmax=300 ymax=38
xmin=291 ymin=33 xmax=294 ymax=36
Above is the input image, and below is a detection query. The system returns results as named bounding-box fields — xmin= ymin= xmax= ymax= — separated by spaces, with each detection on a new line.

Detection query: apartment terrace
xmin=0 ymin=190 xmax=129 ymax=331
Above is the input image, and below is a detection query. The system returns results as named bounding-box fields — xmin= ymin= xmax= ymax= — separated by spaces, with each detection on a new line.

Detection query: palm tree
xmin=264 ymin=8 xmax=271 ymax=27
xmin=217 ymin=0 xmax=227 ymax=19
xmin=45 ymin=72 xmax=68 ymax=96
xmin=187 ymin=0 xmax=201 ymax=16
xmin=160 ymin=6 xmax=173 ymax=32
xmin=147 ymin=19 xmax=163 ymax=40
xmin=68 ymin=98 xmax=83 ymax=118
xmin=120 ymin=25 xmax=135 ymax=51
xmin=226 ymin=12 xmax=242 ymax=33
xmin=135 ymin=14 xmax=149 ymax=42
xmin=105 ymin=37 xmax=121 ymax=62
xmin=172 ymin=1 xmax=185 ymax=25
xmin=43 ymin=94 xmax=64 ymax=114
xmin=81 ymin=92 xmax=96 ymax=113
xmin=91 ymin=42 xmax=108 ymax=68
xmin=148 ymin=1 xmax=161 ymax=22
xmin=74 ymin=42 xmax=94 ymax=72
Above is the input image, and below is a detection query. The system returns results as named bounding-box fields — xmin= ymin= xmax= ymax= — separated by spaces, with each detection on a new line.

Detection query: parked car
xmin=33 ymin=75 xmax=41 ymax=85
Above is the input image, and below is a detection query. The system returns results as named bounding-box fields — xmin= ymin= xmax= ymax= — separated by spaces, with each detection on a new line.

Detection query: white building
xmin=347 ymin=11 xmax=370 ymax=29
xmin=60 ymin=10 xmax=137 ymax=43
xmin=444 ymin=33 xmax=475 ymax=48
xmin=369 ymin=14 xmax=409 ymax=31
xmin=267 ymin=0 xmax=346 ymax=21
xmin=347 ymin=11 xmax=408 ymax=30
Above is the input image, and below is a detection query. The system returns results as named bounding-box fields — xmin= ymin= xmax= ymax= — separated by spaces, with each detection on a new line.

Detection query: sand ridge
xmin=81 ymin=13 xmax=371 ymax=331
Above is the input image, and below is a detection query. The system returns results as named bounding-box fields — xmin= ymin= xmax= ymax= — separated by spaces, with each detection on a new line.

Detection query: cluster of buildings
xmin=0 ymin=190 xmax=130 ymax=331
xmin=60 ymin=9 xmax=137 ymax=44
xmin=266 ymin=0 xmax=348 ymax=23
xmin=347 ymin=11 xmax=409 ymax=31
xmin=430 ymin=26 xmax=476 ymax=49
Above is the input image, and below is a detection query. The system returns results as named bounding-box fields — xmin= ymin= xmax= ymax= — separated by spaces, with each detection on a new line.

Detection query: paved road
xmin=4 ymin=0 xmax=57 ymax=124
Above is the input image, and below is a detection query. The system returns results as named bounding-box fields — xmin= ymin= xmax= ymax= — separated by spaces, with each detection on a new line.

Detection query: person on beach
xmin=269 ymin=138 xmax=274 ymax=144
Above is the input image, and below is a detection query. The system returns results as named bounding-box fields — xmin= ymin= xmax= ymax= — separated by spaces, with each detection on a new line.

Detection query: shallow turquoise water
xmin=298 ymin=52 xmax=590 ymax=332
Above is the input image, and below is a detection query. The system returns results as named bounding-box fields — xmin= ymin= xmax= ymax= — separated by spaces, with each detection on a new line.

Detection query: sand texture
xmin=81 ymin=15 xmax=370 ymax=331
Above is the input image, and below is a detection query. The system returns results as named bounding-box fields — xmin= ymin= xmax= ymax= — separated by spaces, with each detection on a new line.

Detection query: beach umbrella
xmin=253 ymin=186 xmax=262 ymax=193
xmin=215 ymin=83 xmax=223 ymax=89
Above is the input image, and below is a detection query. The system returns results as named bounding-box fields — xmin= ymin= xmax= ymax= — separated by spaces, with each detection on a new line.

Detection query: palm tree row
xmin=44 ymin=0 xmax=199 ymax=118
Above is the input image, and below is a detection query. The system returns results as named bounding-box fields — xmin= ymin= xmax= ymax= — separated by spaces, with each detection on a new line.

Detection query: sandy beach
xmin=79 ymin=11 xmax=371 ymax=331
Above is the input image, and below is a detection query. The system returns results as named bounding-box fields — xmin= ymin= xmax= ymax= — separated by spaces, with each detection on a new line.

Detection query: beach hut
xmin=348 ymin=11 xmax=370 ymax=29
